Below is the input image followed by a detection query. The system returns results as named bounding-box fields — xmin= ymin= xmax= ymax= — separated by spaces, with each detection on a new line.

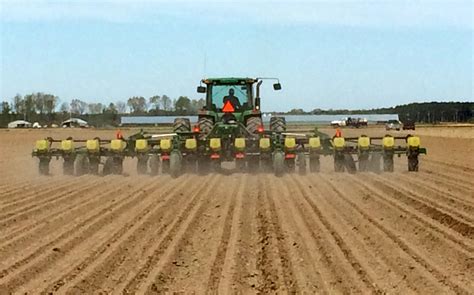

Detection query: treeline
xmin=286 ymin=102 xmax=473 ymax=123
xmin=0 ymin=93 xmax=205 ymax=116
xmin=0 ymin=93 xmax=472 ymax=127
xmin=0 ymin=92 xmax=206 ymax=127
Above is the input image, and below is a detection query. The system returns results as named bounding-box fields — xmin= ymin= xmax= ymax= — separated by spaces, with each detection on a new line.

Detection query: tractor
xmin=32 ymin=77 xmax=427 ymax=177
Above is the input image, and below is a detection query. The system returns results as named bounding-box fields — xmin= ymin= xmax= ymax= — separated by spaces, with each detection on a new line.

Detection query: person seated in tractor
xmin=222 ymin=88 xmax=242 ymax=110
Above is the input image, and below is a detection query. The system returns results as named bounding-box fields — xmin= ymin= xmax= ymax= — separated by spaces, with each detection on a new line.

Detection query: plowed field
xmin=0 ymin=126 xmax=473 ymax=294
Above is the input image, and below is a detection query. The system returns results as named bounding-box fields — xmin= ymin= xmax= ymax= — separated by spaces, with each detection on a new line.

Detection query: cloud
xmin=0 ymin=0 xmax=472 ymax=30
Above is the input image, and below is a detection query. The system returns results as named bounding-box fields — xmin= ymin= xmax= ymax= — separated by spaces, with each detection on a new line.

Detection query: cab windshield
xmin=210 ymin=84 xmax=251 ymax=110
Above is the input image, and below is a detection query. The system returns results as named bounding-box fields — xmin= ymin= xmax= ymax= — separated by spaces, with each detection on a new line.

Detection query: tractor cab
xmin=198 ymin=78 xmax=257 ymax=113
xmin=196 ymin=77 xmax=281 ymax=138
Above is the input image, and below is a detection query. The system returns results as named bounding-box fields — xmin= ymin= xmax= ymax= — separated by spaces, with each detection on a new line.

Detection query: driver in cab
xmin=222 ymin=88 xmax=241 ymax=110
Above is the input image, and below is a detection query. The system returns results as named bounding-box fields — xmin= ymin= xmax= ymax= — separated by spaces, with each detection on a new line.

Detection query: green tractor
xmin=195 ymin=77 xmax=282 ymax=136
xmin=169 ymin=77 xmax=286 ymax=173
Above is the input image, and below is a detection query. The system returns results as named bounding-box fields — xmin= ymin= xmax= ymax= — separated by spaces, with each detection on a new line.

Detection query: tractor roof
xmin=202 ymin=77 xmax=257 ymax=85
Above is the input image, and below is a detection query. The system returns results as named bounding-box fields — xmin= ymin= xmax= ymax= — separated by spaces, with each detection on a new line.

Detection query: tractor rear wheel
xmin=149 ymin=155 xmax=159 ymax=175
xmin=273 ymin=151 xmax=285 ymax=176
xmin=246 ymin=117 xmax=263 ymax=134
xmin=173 ymin=118 xmax=191 ymax=133
xmin=170 ymin=151 xmax=182 ymax=178
xmin=270 ymin=116 xmax=286 ymax=132
xmin=198 ymin=117 xmax=213 ymax=139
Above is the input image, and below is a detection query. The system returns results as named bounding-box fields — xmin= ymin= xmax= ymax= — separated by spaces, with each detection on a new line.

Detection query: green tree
xmin=149 ymin=95 xmax=161 ymax=111
xmin=1 ymin=101 xmax=11 ymax=115
xmin=175 ymin=96 xmax=191 ymax=113
xmin=13 ymin=94 xmax=24 ymax=115
xmin=105 ymin=102 xmax=118 ymax=114
xmin=60 ymin=102 xmax=69 ymax=113
xmin=116 ymin=101 xmax=127 ymax=114
xmin=70 ymin=99 xmax=87 ymax=114
xmin=44 ymin=94 xmax=58 ymax=114
xmin=161 ymin=95 xmax=172 ymax=111
xmin=127 ymin=96 xmax=147 ymax=114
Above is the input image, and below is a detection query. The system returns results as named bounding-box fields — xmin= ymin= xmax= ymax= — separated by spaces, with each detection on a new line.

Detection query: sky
xmin=0 ymin=0 xmax=472 ymax=112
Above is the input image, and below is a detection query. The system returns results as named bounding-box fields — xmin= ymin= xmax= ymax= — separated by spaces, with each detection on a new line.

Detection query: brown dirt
xmin=0 ymin=126 xmax=473 ymax=294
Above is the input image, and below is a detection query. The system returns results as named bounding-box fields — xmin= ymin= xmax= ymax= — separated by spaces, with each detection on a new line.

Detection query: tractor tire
xmin=173 ymin=118 xmax=191 ymax=133
xmin=334 ymin=154 xmax=345 ymax=172
xmin=74 ymin=154 xmax=89 ymax=176
xmin=383 ymin=156 xmax=394 ymax=172
xmin=137 ymin=156 xmax=149 ymax=175
xmin=198 ymin=117 xmax=213 ymax=139
xmin=246 ymin=117 xmax=263 ymax=134
xmin=149 ymin=155 xmax=159 ymax=175
xmin=270 ymin=116 xmax=286 ymax=132
xmin=297 ymin=152 xmax=306 ymax=174
xmin=63 ymin=158 xmax=75 ymax=175
xmin=170 ymin=151 xmax=182 ymax=178
xmin=39 ymin=157 xmax=50 ymax=175
xmin=309 ymin=156 xmax=320 ymax=173
xmin=408 ymin=155 xmax=419 ymax=172
xmin=344 ymin=154 xmax=357 ymax=174
xmin=273 ymin=151 xmax=285 ymax=176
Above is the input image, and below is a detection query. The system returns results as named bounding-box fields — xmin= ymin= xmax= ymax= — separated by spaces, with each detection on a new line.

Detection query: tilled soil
xmin=0 ymin=127 xmax=473 ymax=294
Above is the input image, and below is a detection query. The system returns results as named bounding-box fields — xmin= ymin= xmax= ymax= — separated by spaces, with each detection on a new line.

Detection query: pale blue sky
xmin=0 ymin=0 xmax=472 ymax=111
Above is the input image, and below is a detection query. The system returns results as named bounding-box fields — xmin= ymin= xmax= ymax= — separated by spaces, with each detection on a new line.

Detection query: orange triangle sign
xmin=222 ymin=100 xmax=235 ymax=113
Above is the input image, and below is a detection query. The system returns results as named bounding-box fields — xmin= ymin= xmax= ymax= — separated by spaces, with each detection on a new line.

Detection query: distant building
xmin=8 ymin=120 xmax=32 ymax=128
xmin=61 ymin=118 xmax=89 ymax=128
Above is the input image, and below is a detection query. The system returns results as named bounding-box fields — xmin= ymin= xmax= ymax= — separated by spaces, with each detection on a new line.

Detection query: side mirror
xmin=273 ymin=83 xmax=282 ymax=90
xmin=197 ymin=86 xmax=206 ymax=93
